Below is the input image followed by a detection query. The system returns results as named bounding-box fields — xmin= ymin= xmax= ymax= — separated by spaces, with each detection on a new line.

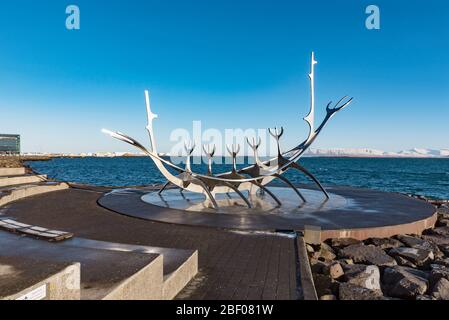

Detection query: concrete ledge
xmin=163 ymin=250 xmax=198 ymax=300
xmin=1 ymin=257 xmax=80 ymax=300
xmin=320 ymin=212 xmax=438 ymax=241
xmin=0 ymin=183 xmax=69 ymax=207
xmin=296 ymin=236 xmax=317 ymax=301
xmin=102 ymin=255 xmax=164 ymax=300
xmin=0 ymin=175 xmax=47 ymax=187
xmin=0 ymin=168 xmax=26 ymax=177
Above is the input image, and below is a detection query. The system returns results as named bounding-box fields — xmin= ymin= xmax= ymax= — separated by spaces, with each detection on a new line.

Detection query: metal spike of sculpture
xmin=102 ymin=52 xmax=353 ymax=209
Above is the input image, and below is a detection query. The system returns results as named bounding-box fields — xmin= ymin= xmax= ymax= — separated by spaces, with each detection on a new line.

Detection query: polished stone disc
xmin=98 ymin=185 xmax=436 ymax=234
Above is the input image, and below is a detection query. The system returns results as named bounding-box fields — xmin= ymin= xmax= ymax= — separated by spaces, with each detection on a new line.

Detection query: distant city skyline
xmin=0 ymin=1 xmax=448 ymax=153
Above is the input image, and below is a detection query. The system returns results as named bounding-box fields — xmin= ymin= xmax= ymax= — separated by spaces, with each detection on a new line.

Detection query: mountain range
xmin=305 ymin=148 xmax=449 ymax=158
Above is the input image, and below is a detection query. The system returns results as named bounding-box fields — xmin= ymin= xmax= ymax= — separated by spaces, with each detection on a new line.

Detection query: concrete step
xmin=0 ymin=174 xmax=47 ymax=187
xmin=65 ymin=238 xmax=198 ymax=300
xmin=0 ymin=231 xmax=197 ymax=300
xmin=0 ymin=182 xmax=69 ymax=207
xmin=0 ymin=168 xmax=26 ymax=177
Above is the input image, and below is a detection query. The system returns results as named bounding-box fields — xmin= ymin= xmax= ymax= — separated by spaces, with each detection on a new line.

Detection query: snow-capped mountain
xmin=305 ymin=148 xmax=449 ymax=158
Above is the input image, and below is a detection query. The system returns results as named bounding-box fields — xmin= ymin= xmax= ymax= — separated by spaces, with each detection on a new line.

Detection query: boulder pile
xmin=308 ymin=202 xmax=449 ymax=300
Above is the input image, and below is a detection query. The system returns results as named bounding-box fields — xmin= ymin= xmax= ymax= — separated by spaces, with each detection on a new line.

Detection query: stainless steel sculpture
xmin=103 ymin=52 xmax=353 ymax=209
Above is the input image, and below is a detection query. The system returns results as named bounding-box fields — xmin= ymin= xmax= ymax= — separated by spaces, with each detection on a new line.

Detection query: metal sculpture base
xmin=98 ymin=185 xmax=436 ymax=238
xmin=142 ymin=187 xmax=345 ymax=216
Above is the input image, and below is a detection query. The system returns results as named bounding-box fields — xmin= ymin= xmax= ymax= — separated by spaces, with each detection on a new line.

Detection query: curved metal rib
xmin=223 ymin=182 xmax=252 ymax=208
xmin=273 ymin=173 xmax=306 ymax=203
xmin=290 ymin=162 xmax=330 ymax=199
xmin=194 ymin=178 xmax=219 ymax=209
xmin=251 ymin=181 xmax=282 ymax=206
xmin=158 ymin=181 xmax=171 ymax=195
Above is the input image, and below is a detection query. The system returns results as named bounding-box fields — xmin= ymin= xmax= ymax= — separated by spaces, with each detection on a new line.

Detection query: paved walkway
xmin=4 ymin=188 xmax=299 ymax=300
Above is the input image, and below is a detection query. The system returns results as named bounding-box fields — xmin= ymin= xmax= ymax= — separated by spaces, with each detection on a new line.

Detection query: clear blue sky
xmin=0 ymin=0 xmax=448 ymax=153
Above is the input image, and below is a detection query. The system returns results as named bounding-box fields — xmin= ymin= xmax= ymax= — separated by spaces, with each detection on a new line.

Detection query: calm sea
xmin=27 ymin=157 xmax=449 ymax=199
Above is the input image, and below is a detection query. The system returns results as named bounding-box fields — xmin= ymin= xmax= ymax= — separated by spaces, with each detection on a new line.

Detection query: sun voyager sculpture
xmin=103 ymin=52 xmax=353 ymax=210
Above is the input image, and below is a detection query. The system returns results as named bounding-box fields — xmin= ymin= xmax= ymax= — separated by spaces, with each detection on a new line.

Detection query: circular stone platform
xmin=97 ymin=185 xmax=437 ymax=240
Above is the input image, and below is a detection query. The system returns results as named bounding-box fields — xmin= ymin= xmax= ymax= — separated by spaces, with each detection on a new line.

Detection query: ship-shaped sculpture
xmin=103 ymin=52 xmax=353 ymax=209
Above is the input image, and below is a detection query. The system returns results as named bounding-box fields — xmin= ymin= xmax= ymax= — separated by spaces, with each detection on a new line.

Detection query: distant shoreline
xmin=16 ymin=155 xmax=449 ymax=162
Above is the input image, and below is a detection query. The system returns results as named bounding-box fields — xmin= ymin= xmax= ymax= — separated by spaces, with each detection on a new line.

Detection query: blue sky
xmin=0 ymin=0 xmax=448 ymax=153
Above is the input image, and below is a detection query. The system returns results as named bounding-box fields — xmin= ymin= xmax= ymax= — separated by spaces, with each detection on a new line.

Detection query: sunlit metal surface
xmin=103 ymin=52 xmax=353 ymax=209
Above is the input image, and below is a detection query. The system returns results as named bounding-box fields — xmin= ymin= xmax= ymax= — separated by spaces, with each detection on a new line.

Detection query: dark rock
xmin=422 ymin=234 xmax=449 ymax=247
xmin=389 ymin=247 xmax=434 ymax=267
xmin=393 ymin=255 xmax=417 ymax=268
xmin=437 ymin=206 xmax=449 ymax=220
xmin=382 ymin=266 xmax=429 ymax=299
xmin=338 ymin=283 xmax=384 ymax=300
xmin=428 ymin=227 xmax=449 ymax=237
xmin=313 ymin=274 xmax=339 ymax=297
xmin=342 ymin=264 xmax=381 ymax=290
xmin=395 ymin=234 xmax=443 ymax=259
xmin=431 ymin=278 xmax=449 ymax=300
xmin=365 ymin=237 xmax=403 ymax=250
xmin=310 ymin=259 xmax=330 ymax=274
xmin=429 ymin=264 xmax=449 ymax=288
xmin=323 ymin=261 xmax=344 ymax=280
xmin=328 ymin=238 xmax=361 ymax=248
xmin=439 ymin=245 xmax=449 ymax=257
xmin=313 ymin=242 xmax=336 ymax=261
xmin=436 ymin=219 xmax=449 ymax=228
xmin=433 ymin=258 xmax=449 ymax=268
xmin=339 ymin=244 xmax=397 ymax=267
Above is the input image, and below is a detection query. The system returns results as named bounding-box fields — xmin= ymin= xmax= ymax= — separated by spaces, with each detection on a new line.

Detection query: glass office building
xmin=0 ymin=134 xmax=21 ymax=155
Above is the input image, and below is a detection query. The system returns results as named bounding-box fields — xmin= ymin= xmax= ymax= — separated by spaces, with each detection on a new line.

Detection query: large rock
xmin=431 ymin=278 xmax=449 ymax=300
xmin=365 ymin=237 xmax=403 ymax=250
xmin=396 ymin=234 xmax=425 ymax=247
xmin=389 ymin=247 xmax=434 ymax=267
xmin=338 ymin=283 xmax=384 ymax=300
xmin=395 ymin=234 xmax=442 ymax=259
xmin=429 ymin=264 xmax=449 ymax=288
xmin=382 ymin=266 xmax=429 ymax=299
xmin=328 ymin=238 xmax=361 ymax=248
xmin=422 ymin=234 xmax=449 ymax=247
xmin=313 ymin=274 xmax=339 ymax=297
xmin=343 ymin=264 xmax=381 ymax=290
xmin=338 ymin=244 xmax=397 ymax=267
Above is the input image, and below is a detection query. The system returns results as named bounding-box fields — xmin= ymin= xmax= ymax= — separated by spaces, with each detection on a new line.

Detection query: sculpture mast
xmin=145 ymin=90 xmax=159 ymax=153
xmin=303 ymin=52 xmax=318 ymax=143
